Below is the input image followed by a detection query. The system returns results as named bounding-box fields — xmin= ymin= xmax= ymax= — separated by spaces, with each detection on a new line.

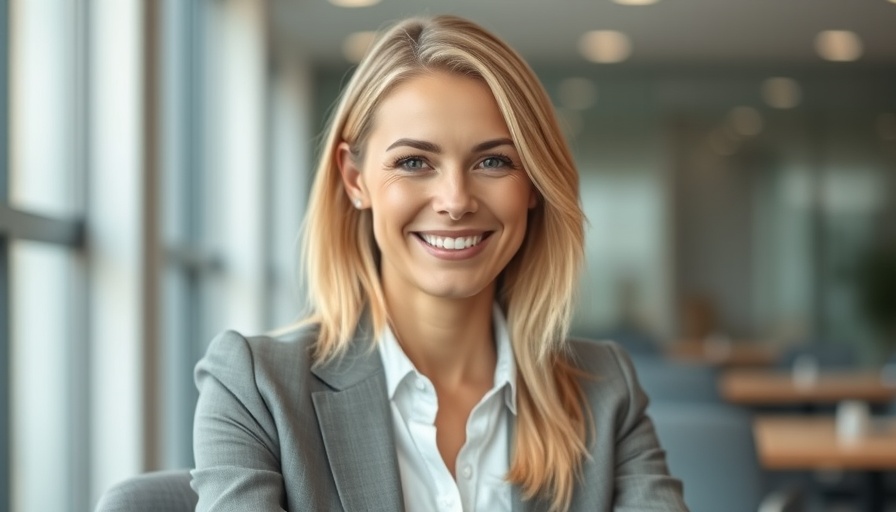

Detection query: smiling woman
xmin=338 ymin=71 xmax=536 ymax=305
xmin=192 ymin=15 xmax=687 ymax=512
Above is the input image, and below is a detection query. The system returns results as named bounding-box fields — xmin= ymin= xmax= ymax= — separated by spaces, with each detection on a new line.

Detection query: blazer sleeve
xmin=192 ymin=330 xmax=287 ymax=512
xmin=608 ymin=343 xmax=689 ymax=511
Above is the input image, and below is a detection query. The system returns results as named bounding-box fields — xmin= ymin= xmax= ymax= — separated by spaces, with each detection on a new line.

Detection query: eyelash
xmin=389 ymin=153 xmax=518 ymax=171
xmin=390 ymin=155 xmax=429 ymax=171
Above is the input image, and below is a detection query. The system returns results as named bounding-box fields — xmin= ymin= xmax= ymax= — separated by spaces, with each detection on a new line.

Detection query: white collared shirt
xmin=378 ymin=304 xmax=517 ymax=512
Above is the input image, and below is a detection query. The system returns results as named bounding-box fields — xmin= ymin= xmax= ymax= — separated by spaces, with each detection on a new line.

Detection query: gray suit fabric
xmin=95 ymin=470 xmax=197 ymax=512
xmin=192 ymin=326 xmax=688 ymax=511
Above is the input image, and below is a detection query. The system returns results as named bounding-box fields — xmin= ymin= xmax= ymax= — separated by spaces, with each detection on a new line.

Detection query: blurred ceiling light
xmin=558 ymin=77 xmax=598 ymax=110
xmin=579 ymin=30 xmax=632 ymax=64
xmin=329 ymin=0 xmax=380 ymax=7
xmin=613 ymin=0 xmax=660 ymax=5
xmin=878 ymin=113 xmax=896 ymax=140
xmin=815 ymin=30 xmax=863 ymax=62
xmin=728 ymin=106 xmax=763 ymax=137
xmin=761 ymin=77 xmax=802 ymax=109
xmin=342 ymin=31 xmax=377 ymax=63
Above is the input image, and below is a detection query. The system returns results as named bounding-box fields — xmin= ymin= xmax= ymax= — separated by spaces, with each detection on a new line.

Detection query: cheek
xmin=379 ymin=183 xmax=417 ymax=208
xmin=369 ymin=183 xmax=420 ymax=237
xmin=497 ymin=182 xmax=537 ymax=220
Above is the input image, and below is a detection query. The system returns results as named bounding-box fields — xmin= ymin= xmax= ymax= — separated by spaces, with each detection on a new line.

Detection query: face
xmin=339 ymin=71 xmax=538 ymax=303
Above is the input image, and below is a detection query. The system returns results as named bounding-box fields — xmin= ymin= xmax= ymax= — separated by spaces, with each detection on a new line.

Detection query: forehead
xmin=368 ymin=71 xmax=512 ymax=145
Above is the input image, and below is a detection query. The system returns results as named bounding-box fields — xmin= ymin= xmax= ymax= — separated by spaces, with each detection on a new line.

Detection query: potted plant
xmin=855 ymin=241 xmax=896 ymax=364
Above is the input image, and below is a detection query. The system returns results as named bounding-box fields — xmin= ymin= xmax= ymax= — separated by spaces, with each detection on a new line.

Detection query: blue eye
xmin=397 ymin=157 xmax=428 ymax=170
xmin=481 ymin=156 xmax=512 ymax=169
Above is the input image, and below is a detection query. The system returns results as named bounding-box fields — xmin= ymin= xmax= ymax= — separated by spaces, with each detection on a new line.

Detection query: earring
xmin=353 ymin=198 xmax=362 ymax=209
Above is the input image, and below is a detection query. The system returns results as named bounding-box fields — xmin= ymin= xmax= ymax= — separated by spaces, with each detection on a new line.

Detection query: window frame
xmin=1 ymin=3 xmax=9 ymax=511
xmin=3 ymin=1 xmax=90 ymax=510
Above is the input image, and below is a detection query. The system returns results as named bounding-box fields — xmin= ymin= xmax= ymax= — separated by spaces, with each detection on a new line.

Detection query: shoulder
xmin=564 ymin=338 xmax=645 ymax=410
xmin=196 ymin=325 xmax=322 ymax=395
xmin=566 ymin=337 xmax=635 ymax=377
xmin=202 ymin=325 xmax=319 ymax=368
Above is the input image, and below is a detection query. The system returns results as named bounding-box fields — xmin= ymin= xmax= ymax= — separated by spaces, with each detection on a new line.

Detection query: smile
xmin=418 ymin=233 xmax=486 ymax=250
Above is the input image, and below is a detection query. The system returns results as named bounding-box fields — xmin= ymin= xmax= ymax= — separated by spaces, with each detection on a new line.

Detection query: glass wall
xmin=7 ymin=1 xmax=86 ymax=510
xmin=2 ymin=0 xmax=314 ymax=509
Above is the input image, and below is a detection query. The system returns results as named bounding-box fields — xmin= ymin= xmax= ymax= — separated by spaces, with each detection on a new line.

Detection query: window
xmin=2 ymin=1 xmax=314 ymax=509
xmin=5 ymin=1 xmax=86 ymax=510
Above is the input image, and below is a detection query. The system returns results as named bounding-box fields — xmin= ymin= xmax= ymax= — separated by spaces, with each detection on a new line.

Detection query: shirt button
xmin=440 ymin=495 xmax=454 ymax=508
xmin=462 ymin=465 xmax=473 ymax=480
xmin=415 ymin=379 xmax=426 ymax=391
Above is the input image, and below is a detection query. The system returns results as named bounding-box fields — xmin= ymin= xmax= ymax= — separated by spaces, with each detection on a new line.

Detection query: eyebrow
xmin=385 ymin=137 xmax=515 ymax=153
xmin=472 ymin=138 xmax=515 ymax=152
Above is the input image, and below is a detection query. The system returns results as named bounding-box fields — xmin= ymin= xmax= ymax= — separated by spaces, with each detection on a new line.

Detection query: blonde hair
xmin=299 ymin=15 xmax=587 ymax=511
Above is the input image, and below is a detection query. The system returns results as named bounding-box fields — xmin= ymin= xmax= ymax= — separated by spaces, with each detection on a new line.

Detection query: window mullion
xmin=1 ymin=0 xmax=12 ymax=510
xmin=0 ymin=206 xmax=84 ymax=246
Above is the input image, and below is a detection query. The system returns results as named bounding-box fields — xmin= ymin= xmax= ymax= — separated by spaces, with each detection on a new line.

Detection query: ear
xmin=528 ymin=187 xmax=539 ymax=209
xmin=336 ymin=142 xmax=368 ymax=207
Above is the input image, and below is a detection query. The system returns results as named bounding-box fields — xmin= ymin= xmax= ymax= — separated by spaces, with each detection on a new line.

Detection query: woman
xmin=192 ymin=15 xmax=687 ymax=512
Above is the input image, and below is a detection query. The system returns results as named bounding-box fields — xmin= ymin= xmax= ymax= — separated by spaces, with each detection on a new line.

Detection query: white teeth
xmin=421 ymin=234 xmax=483 ymax=250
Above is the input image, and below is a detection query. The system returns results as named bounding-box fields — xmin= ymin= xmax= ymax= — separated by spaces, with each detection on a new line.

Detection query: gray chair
xmin=650 ymin=402 xmax=804 ymax=512
xmin=94 ymin=469 xmax=197 ymax=512
xmin=597 ymin=326 xmax=662 ymax=356
xmin=631 ymin=356 xmax=721 ymax=403
xmin=779 ymin=341 xmax=858 ymax=370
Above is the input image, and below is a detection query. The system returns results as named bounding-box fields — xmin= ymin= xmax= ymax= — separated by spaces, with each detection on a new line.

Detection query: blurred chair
xmin=650 ymin=402 xmax=804 ymax=512
xmin=631 ymin=356 xmax=721 ymax=403
xmin=598 ymin=325 xmax=662 ymax=357
xmin=94 ymin=469 xmax=196 ymax=512
xmin=779 ymin=341 xmax=858 ymax=370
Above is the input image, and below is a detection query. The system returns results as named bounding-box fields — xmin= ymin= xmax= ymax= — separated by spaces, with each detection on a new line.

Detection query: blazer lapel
xmin=512 ymin=482 xmax=577 ymax=512
xmin=511 ymin=481 xmax=555 ymax=511
xmin=507 ymin=411 xmax=557 ymax=512
xmin=311 ymin=331 xmax=405 ymax=512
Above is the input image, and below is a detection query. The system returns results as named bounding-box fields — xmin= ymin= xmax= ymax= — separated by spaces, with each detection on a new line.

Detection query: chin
xmin=419 ymin=280 xmax=490 ymax=301
xmin=425 ymin=287 xmax=481 ymax=301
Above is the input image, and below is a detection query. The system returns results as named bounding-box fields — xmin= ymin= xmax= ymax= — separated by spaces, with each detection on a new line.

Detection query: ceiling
xmin=271 ymin=0 xmax=896 ymax=68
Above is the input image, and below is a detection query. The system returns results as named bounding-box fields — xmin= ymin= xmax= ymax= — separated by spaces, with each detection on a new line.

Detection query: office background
xmin=1 ymin=0 xmax=895 ymax=511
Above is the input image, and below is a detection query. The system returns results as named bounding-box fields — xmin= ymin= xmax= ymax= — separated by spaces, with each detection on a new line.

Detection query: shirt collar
xmin=492 ymin=303 xmax=518 ymax=414
xmin=377 ymin=303 xmax=517 ymax=414
xmin=378 ymin=325 xmax=418 ymax=400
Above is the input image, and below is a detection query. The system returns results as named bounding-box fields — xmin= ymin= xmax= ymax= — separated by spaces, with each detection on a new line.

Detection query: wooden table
xmin=667 ymin=340 xmax=779 ymax=367
xmin=754 ymin=416 xmax=896 ymax=470
xmin=754 ymin=415 xmax=896 ymax=512
xmin=719 ymin=369 xmax=896 ymax=406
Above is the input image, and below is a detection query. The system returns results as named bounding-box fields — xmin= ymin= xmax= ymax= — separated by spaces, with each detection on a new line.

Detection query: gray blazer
xmin=192 ymin=327 xmax=687 ymax=512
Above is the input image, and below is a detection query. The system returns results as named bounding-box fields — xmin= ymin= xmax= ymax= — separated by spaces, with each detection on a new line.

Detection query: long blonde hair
xmin=299 ymin=15 xmax=587 ymax=511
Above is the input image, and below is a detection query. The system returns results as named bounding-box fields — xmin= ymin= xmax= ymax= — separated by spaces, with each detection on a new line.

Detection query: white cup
xmin=792 ymin=354 xmax=819 ymax=389
xmin=836 ymin=400 xmax=871 ymax=443
xmin=880 ymin=362 xmax=896 ymax=385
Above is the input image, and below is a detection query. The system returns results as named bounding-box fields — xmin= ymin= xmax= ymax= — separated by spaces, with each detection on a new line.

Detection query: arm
xmin=192 ymin=330 xmax=287 ymax=512
xmin=608 ymin=344 xmax=689 ymax=511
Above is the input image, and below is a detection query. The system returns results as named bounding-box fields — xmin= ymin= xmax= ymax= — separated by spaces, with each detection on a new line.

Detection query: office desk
xmin=720 ymin=369 xmax=896 ymax=406
xmin=753 ymin=415 xmax=896 ymax=512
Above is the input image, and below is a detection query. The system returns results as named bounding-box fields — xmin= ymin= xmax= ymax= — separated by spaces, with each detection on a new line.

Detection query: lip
xmin=412 ymin=230 xmax=493 ymax=260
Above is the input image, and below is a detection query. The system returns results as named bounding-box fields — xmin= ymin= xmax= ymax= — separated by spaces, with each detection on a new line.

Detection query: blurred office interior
xmin=2 ymin=0 xmax=896 ymax=511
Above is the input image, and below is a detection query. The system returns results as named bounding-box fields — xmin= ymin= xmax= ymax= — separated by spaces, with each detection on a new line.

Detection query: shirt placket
xmin=407 ymin=372 xmax=463 ymax=512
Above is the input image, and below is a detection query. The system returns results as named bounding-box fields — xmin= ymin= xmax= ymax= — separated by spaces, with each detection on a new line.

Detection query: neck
xmin=383 ymin=284 xmax=497 ymax=389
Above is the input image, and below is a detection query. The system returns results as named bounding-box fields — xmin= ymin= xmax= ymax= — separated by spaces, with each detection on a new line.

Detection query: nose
xmin=433 ymin=170 xmax=477 ymax=221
